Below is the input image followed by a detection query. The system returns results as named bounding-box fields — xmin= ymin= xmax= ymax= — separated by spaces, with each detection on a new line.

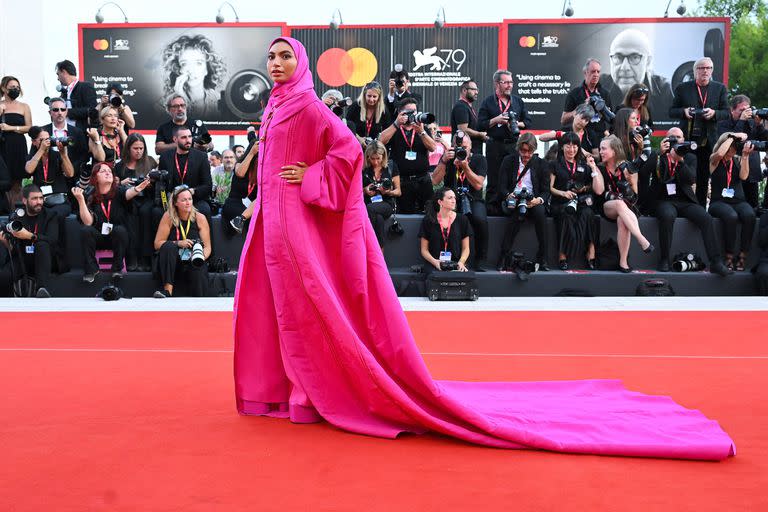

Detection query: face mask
xmin=7 ymin=88 xmax=20 ymax=100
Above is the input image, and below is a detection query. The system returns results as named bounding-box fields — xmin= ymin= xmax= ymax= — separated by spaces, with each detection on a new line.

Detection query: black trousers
xmin=466 ymin=200 xmax=489 ymax=263
xmin=499 ymin=203 xmax=548 ymax=263
xmin=157 ymin=241 xmax=209 ymax=297
xmin=124 ymin=199 xmax=147 ymax=262
xmin=743 ymin=181 xmax=759 ymax=209
xmin=708 ymin=200 xmax=756 ymax=254
xmin=485 ymin=140 xmax=515 ymax=215
xmin=81 ymin=224 xmax=129 ymax=274
xmin=694 ymin=146 xmax=711 ymax=206
xmin=653 ymin=200 xmax=719 ymax=262
xmin=366 ymin=201 xmax=394 ymax=247
xmin=222 ymin=198 xmax=248 ymax=237
xmin=13 ymin=240 xmax=53 ymax=289
xmin=398 ymin=174 xmax=432 ymax=214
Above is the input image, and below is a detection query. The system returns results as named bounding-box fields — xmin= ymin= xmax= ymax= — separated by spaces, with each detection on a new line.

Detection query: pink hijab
xmin=263 ymin=37 xmax=318 ymax=124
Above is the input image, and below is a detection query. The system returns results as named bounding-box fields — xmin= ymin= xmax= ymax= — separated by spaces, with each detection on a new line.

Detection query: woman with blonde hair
xmin=362 ymin=141 xmax=401 ymax=247
xmin=345 ymin=81 xmax=390 ymax=147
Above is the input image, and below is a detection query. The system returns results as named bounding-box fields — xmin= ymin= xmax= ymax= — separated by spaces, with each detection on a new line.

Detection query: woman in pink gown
xmin=233 ymin=37 xmax=735 ymax=460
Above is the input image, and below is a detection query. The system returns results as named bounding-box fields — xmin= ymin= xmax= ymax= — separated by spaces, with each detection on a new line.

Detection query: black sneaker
xmin=658 ymin=260 xmax=670 ymax=272
xmin=153 ymin=289 xmax=171 ymax=299
xmin=36 ymin=287 xmax=51 ymax=298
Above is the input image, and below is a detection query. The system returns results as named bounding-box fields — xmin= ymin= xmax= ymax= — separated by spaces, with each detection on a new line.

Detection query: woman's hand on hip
xmin=280 ymin=161 xmax=308 ymax=184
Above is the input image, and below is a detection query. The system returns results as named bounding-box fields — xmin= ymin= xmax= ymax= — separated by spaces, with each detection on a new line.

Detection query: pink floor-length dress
xmin=233 ymin=37 xmax=735 ymax=460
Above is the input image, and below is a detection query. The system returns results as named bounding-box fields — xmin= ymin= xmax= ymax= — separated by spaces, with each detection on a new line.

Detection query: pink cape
xmin=233 ymin=37 xmax=735 ymax=460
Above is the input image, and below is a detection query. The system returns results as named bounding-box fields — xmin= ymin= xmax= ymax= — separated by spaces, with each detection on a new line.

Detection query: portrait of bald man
xmin=601 ymin=29 xmax=674 ymax=122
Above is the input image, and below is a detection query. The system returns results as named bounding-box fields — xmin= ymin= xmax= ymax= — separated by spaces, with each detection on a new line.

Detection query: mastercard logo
xmin=317 ymin=47 xmax=378 ymax=88
xmin=518 ymin=36 xmax=536 ymax=48
xmin=93 ymin=39 xmax=109 ymax=51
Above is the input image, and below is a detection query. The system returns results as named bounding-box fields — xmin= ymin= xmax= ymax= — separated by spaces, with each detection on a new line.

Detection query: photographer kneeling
xmin=431 ymin=130 xmax=489 ymax=270
xmin=418 ymin=188 xmax=472 ymax=274
xmin=362 ymin=142 xmax=401 ymax=248
xmin=73 ymin=162 xmax=150 ymax=282
xmin=152 ymin=185 xmax=211 ymax=298
xmin=0 ymin=184 xmax=58 ymax=297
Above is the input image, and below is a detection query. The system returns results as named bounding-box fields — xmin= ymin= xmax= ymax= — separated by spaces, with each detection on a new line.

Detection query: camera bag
xmin=426 ymin=271 xmax=479 ymax=301
xmin=635 ymin=279 xmax=675 ymax=297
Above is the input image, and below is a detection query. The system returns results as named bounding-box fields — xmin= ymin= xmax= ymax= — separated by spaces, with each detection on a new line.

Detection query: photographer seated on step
xmin=418 ymin=188 xmax=472 ymax=275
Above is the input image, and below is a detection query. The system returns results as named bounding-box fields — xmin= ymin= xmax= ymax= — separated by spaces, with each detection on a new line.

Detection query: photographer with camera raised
xmin=613 ymin=107 xmax=655 ymax=214
xmin=152 ymin=185 xmax=211 ymax=298
xmin=418 ymin=187 xmax=472 ymax=274
xmin=55 ymin=60 xmax=97 ymax=133
xmin=99 ymin=82 xmax=135 ymax=131
xmin=549 ymin=132 xmax=600 ymax=270
xmin=539 ymin=103 xmax=599 ymax=158
xmin=378 ymin=98 xmax=436 ymax=214
xmin=496 ymin=133 xmax=550 ymax=271
xmin=0 ymin=184 xmax=58 ymax=297
xmin=717 ymin=95 xmax=768 ymax=209
xmin=223 ymin=137 xmax=259 ymax=237
xmin=670 ymin=58 xmax=730 ymax=206
xmin=561 ymin=59 xmax=614 ymax=137
xmin=431 ymin=130 xmax=489 ymax=270
xmin=451 ymin=80 xmax=486 ymax=155
xmin=478 ymin=69 xmax=531 ymax=215
xmin=346 ymin=81 xmax=391 ymax=148
xmin=362 ymin=142 xmax=401 ymax=248
xmin=594 ymin=135 xmax=654 ymax=272
xmin=708 ymin=132 xmax=756 ymax=272
xmin=24 ymin=126 xmax=75 ymax=219
xmin=155 ymin=94 xmax=212 ymax=155
xmin=72 ymin=162 xmax=149 ymax=282
xmin=114 ymin=133 xmax=157 ymax=271
xmin=40 ymin=98 xmax=89 ymax=176
xmin=158 ymin=124 xmax=213 ymax=222
xmin=651 ymin=127 xmax=730 ymax=275
xmin=385 ymin=65 xmax=423 ymax=119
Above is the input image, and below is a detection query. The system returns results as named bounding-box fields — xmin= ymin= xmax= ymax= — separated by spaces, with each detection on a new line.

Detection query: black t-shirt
xmin=27 ymin=150 xmax=69 ymax=195
xmin=388 ymin=127 xmax=430 ymax=178
xmin=88 ymin=186 xmax=130 ymax=229
xmin=418 ymin=213 xmax=473 ymax=262
xmin=18 ymin=207 xmax=57 ymax=247
xmin=362 ymin=162 xmax=399 ymax=206
xmin=550 ymin=157 xmax=591 ymax=205
xmin=450 ymin=100 xmax=481 ymax=152
xmin=345 ymin=103 xmax=391 ymax=140
xmin=649 ymin=154 xmax=697 ymax=203
xmin=155 ymin=119 xmax=210 ymax=145
xmin=441 ymin=153 xmax=487 ymax=202
xmin=711 ymin=158 xmax=746 ymax=203
xmin=228 ymin=172 xmax=258 ymax=202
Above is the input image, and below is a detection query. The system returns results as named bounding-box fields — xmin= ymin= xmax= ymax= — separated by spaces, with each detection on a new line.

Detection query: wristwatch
xmin=31 ymin=234 xmax=38 ymax=242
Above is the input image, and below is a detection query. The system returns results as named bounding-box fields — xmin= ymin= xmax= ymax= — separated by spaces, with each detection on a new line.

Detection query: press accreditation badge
xmin=439 ymin=251 xmax=452 ymax=262
xmin=101 ymin=222 xmax=113 ymax=235
xmin=405 ymin=151 xmax=417 ymax=161
xmin=242 ymin=198 xmax=253 ymax=208
xmin=371 ymin=194 xmax=383 ymax=203
xmin=26 ymin=245 xmax=35 ymax=254
xmin=666 ymin=183 xmax=677 ymax=196
xmin=722 ymin=188 xmax=735 ymax=199
xmin=577 ymin=166 xmax=585 ymax=173
xmin=40 ymin=185 xmax=53 ymax=196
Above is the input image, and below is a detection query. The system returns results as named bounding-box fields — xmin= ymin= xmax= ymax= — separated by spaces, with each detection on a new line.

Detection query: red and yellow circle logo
xmin=317 ymin=47 xmax=378 ymax=87
xmin=518 ymin=36 xmax=536 ymax=48
xmin=92 ymin=39 xmax=109 ymax=51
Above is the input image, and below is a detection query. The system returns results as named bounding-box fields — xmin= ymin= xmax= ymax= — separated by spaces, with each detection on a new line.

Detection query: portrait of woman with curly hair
xmin=162 ymin=34 xmax=227 ymax=119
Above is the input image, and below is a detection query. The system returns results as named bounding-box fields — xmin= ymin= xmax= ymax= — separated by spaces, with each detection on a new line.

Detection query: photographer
xmin=0 ymin=184 xmax=58 ymax=297
xmin=708 ymin=132 xmax=756 ymax=271
xmin=362 ymin=142 xmax=401 ymax=248
xmin=561 ymin=58 xmax=614 ymax=136
xmin=155 ymin=94 xmax=212 ymax=155
xmin=549 ymin=132 xmax=600 ymax=270
xmin=40 ymin=98 xmax=89 ymax=175
xmin=496 ymin=133 xmax=550 ymax=270
xmin=539 ymin=104 xmax=598 ymax=157
xmin=345 ymin=81 xmax=391 ymax=148
xmin=385 ymin=66 xmax=422 ymax=118
xmin=612 ymin=107 xmax=655 ymax=214
xmin=431 ymin=131 xmax=489 ymax=270
xmin=99 ymin=82 xmax=135 ymax=131
xmin=418 ymin=187 xmax=471 ymax=274
xmin=669 ymin=57 xmax=730 ymax=206
xmin=115 ymin=133 xmax=157 ymax=271
xmin=717 ymin=95 xmax=768 ymax=209
xmin=158 ymin=125 xmax=213 ymax=221
xmin=622 ymin=84 xmax=654 ymax=130
xmin=212 ymin=149 xmax=236 ymax=203
xmin=24 ymin=126 xmax=75 ymax=219
xmin=152 ymin=185 xmax=211 ymax=298
xmin=594 ymin=135 xmax=654 ymax=272
xmin=223 ymin=138 xmax=258 ymax=237
xmin=450 ymin=80 xmax=486 ymax=154
xmin=478 ymin=69 xmax=531 ymax=215
xmin=378 ymin=98 xmax=436 ymax=214
xmin=72 ymin=162 xmax=149 ymax=282
xmin=55 ymin=60 xmax=97 ymax=133
xmin=651 ymin=128 xmax=729 ymax=275
xmin=94 ymin=106 xmax=127 ymax=164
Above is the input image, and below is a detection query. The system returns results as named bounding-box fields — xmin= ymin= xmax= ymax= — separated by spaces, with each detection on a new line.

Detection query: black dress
xmin=550 ymin=157 xmax=599 ymax=258
xmin=0 ymin=113 xmax=29 ymax=181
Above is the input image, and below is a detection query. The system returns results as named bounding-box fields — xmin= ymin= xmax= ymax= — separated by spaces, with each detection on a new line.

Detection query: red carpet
xmin=1 ymin=311 xmax=767 ymax=511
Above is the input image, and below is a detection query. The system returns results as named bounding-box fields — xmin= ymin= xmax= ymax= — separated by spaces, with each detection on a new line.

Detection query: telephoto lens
xmin=190 ymin=240 xmax=205 ymax=268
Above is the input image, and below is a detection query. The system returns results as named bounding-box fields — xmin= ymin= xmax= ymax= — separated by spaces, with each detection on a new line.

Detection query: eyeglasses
xmin=50 ymin=108 xmax=67 ymax=112
xmin=464 ymin=87 xmax=479 ymax=91
xmin=496 ymin=80 xmax=514 ymax=86
xmin=610 ymin=53 xmax=644 ymax=66
xmin=364 ymin=81 xmax=381 ymax=89
xmin=169 ymin=104 xmax=187 ymax=109
xmin=696 ymin=66 xmax=713 ymax=70
xmin=174 ymin=185 xmax=191 ymax=193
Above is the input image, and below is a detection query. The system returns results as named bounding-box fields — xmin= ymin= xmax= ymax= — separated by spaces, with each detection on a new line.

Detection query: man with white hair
xmin=670 ymin=57 xmax=730 ymax=205
xmin=601 ymin=29 xmax=673 ymax=118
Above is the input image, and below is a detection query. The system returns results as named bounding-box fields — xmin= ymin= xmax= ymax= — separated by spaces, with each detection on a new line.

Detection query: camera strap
xmin=460 ymin=98 xmax=477 ymax=120
xmin=696 ymin=84 xmax=708 ymax=107
xmin=177 ymin=218 xmax=191 ymax=241
xmin=175 ymin=153 xmax=189 ymax=183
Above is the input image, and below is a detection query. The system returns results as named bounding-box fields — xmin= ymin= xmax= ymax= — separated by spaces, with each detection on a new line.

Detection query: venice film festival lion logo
xmin=412 ymin=47 xmax=467 ymax=72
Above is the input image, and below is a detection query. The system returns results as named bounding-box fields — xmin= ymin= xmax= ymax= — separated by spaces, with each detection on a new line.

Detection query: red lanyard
xmin=565 ymin=159 xmax=576 ymax=178
xmin=100 ymin=200 xmax=112 ymax=222
xmin=247 ymin=179 xmax=257 ymax=198
xmin=33 ymin=223 xmax=38 ymax=235
xmin=365 ymin=114 xmax=373 ymax=136
xmin=517 ymin=160 xmax=529 ymax=181
xmin=666 ymin=155 xmax=678 ymax=178
xmin=724 ymin=159 xmax=733 ymax=188
xmin=607 ymin=169 xmax=620 ymax=193
xmin=175 ymin=153 xmax=189 ymax=182
xmin=42 ymin=157 xmax=50 ymax=182
xmin=584 ymin=84 xmax=596 ymax=99
xmin=461 ymin=98 xmax=477 ymax=119
xmin=696 ymin=84 xmax=708 ymax=107
xmin=437 ymin=213 xmax=451 ymax=252
xmin=398 ymin=126 xmax=416 ymax=150
xmin=496 ymin=95 xmax=510 ymax=115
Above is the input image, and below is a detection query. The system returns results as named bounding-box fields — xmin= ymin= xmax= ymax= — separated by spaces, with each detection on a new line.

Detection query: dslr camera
xmin=0 ymin=207 xmax=26 ymax=235
xmin=439 ymin=260 xmax=459 ymax=271
xmin=672 ymin=252 xmax=704 ymax=272
xmin=50 ymin=135 xmax=74 ymax=147
xmin=180 ymin=239 xmax=206 ymax=268
xmin=331 ymin=97 xmax=353 ymax=117
xmin=687 ymin=107 xmax=707 ymax=140
xmin=392 ymin=64 xmax=407 ymax=89
xmin=666 ymin=137 xmax=698 ymax=156
xmin=564 ymin=180 xmax=593 ymax=213
xmin=505 ymin=187 xmax=533 ymax=216
xmin=588 ymin=94 xmax=615 ymax=122
xmin=734 ymin=139 xmax=768 ymax=152
xmin=456 ymin=186 xmax=472 ymax=215
xmin=453 ymin=131 xmax=468 ymax=161
xmin=750 ymin=107 xmax=768 ymax=118
xmin=503 ymin=111 xmax=520 ymax=136
xmin=405 ymin=111 xmax=435 ymax=125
